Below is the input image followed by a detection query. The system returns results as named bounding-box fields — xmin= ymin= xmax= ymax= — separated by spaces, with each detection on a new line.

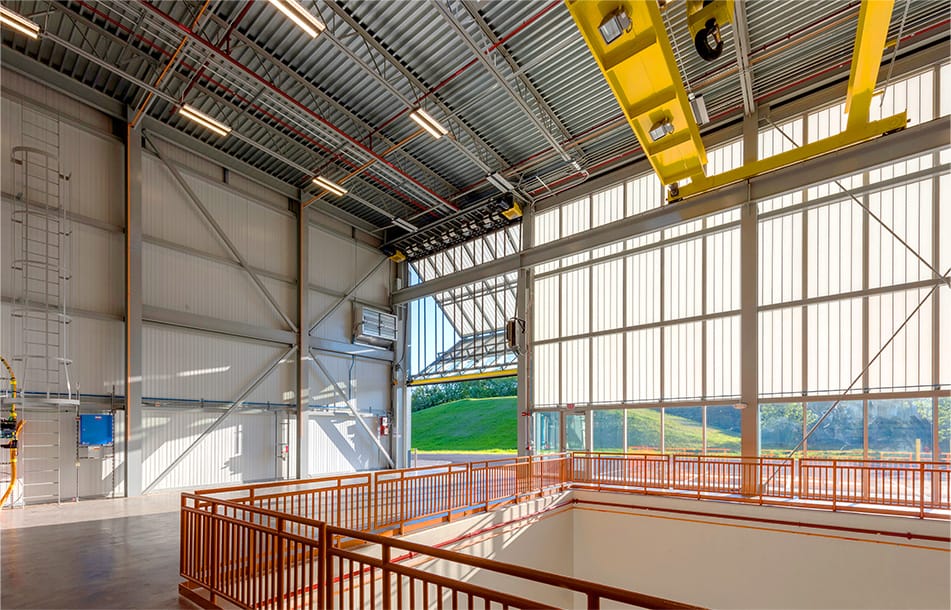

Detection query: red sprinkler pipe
xmin=75 ymin=1 xmax=437 ymax=214
xmin=138 ymin=0 xmax=458 ymax=212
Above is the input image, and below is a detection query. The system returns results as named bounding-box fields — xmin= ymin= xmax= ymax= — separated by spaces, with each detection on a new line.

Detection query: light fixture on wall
xmin=0 ymin=6 xmax=40 ymax=39
xmin=648 ymin=117 xmax=674 ymax=142
xmin=409 ymin=108 xmax=449 ymax=139
xmin=312 ymin=175 xmax=348 ymax=196
xmin=688 ymin=93 xmax=710 ymax=125
xmin=598 ymin=8 xmax=631 ymax=45
xmin=267 ymin=0 xmax=325 ymax=38
xmin=178 ymin=104 xmax=232 ymax=137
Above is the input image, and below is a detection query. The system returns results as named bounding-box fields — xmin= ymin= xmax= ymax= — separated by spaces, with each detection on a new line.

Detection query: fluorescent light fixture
xmin=485 ymin=172 xmax=514 ymax=193
xmin=179 ymin=104 xmax=232 ymax=137
xmin=313 ymin=175 xmax=347 ymax=196
xmin=598 ymin=8 xmax=631 ymax=45
xmin=267 ymin=0 xmax=325 ymax=38
xmin=0 ymin=5 xmax=39 ymax=39
xmin=392 ymin=217 xmax=417 ymax=232
xmin=409 ymin=108 xmax=448 ymax=139
xmin=688 ymin=93 xmax=709 ymax=125
xmin=648 ymin=118 xmax=674 ymax=142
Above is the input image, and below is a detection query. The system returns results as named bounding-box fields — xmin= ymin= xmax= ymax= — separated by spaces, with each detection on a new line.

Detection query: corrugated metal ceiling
xmin=1 ymin=0 xmax=946 ymax=235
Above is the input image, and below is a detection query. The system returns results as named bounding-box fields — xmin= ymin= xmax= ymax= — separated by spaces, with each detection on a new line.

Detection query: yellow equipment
xmin=566 ymin=0 xmax=708 ymax=187
xmin=0 ymin=355 xmax=23 ymax=509
xmin=686 ymin=0 xmax=734 ymax=62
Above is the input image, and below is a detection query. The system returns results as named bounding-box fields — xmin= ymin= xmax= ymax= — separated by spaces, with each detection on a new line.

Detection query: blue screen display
xmin=79 ymin=414 xmax=114 ymax=446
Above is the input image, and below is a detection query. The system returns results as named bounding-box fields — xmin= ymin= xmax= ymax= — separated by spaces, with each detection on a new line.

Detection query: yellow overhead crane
xmin=567 ymin=0 xmax=905 ymax=202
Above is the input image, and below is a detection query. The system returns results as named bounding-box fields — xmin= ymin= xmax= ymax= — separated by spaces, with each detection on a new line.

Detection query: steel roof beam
xmin=136 ymin=0 xmax=456 ymax=214
xmin=432 ymin=0 xmax=573 ymax=164
xmin=732 ymin=0 xmax=756 ymax=116
xmin=321 ymin=0 xmax=509 ymax=174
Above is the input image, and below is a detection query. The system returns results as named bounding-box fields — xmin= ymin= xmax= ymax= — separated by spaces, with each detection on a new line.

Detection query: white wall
xmin=570 ymin=491 xmax=951 ymax=609
xmin=0 ymin=70 xmax=392 ymax=498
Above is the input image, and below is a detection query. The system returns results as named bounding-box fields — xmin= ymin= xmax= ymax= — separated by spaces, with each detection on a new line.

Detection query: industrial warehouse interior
xmin=0 ymin=0 xmax=949 ymax=608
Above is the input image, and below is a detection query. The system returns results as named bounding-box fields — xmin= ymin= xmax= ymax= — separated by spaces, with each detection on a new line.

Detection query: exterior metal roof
xmin=2 ymin=0 xmax=947 ymax=234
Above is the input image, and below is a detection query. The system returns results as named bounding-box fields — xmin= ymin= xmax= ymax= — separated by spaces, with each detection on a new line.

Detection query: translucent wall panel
xmin=663 ymin=238 xmax=703 ymax=320
xmin=807 ymin=299 xmax=862 ymax=394
xmin=705 ymin=406 xmax=742 ymax=454
xmin=626 ymin=329 xmax=660 ymax=402
xmin=706 ymin=316 xmax=740 ymax=399
xmin=560 ymin=268 xmax=590 ymax=337
xmin=561 ymin=339 xmax=589 ymax=405
xmin=664 ymin=407 xmax=704 ymax=454
xmin=760 ymin=403 xmax=804 ymax=457
xmin=412 ymin=225 xmax=521 ymax=283
xmin=759 ymin=214 xmax=803 ymax=306
xmin=534 ymin=344 xmax=559 ymax=406
xmin=663 ymin=322 xmax=702 ymax=400
xmin=759 ymin=308 xmax=803 ymax=396
xmin=870 ymin=69 xmax=934 ymax=127
xmin=625 ymin=251 xmax=661 ymax=325
xmin=706 ymin=229 xmax=740 ymax=313
xmin=626 ymin=172 xmax=661 ymax=217
xmin=626 ymin=408 xmax=662 ymax=452
xmin=591 ymin=260 xmax=623 ymax=332
xmin=868 ymin=288 xmax=932 ymax=391
xmin=759 ymin=117 xmax=802 ymax=160
xmin=533 ymin=275 xmax=560 ymax=341
xmin=808 ymin=103 xmax=847 ymax=141
xmin=805 ymin=401 xmax=864 ymax=458
xmin=592 ymin=334 xmax=624 ymax=404
xmin=868 ymin=399 xmax=934 ymax=460
xmin=592 ymin=184 xmax=624 ymax=227
xmin=593 ymin=410 xmax=624 ymax=451
xmin=807 ymin=201 xmax=863 ymax=298
xmin=868 ymin=179 xmax=933 ymax=289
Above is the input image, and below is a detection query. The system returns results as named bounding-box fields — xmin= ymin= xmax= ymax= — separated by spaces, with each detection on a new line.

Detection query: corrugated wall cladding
xmin=142 ymin=407 xmax=282 ymax=491
xmin=306 ymin=353 xmax=390 ymax=412
xmin=306 ymin=413 xmax=385 ymax=475
xmin=141 ymin=326 xmax=294 ymax=404
xmin=142 ymin=154 xmax=296 ymax=277
xmin=143 ymin=243 xmax=296 ymax=328
xmin=308 ymin=226 xmax=388 ymax=296
xmin=69 ymin=318 xmax=124 ymax=397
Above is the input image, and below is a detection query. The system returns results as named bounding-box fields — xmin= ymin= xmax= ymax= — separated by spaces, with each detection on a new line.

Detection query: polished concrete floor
xmin=1 ymin=495 xmax=193 ymax=609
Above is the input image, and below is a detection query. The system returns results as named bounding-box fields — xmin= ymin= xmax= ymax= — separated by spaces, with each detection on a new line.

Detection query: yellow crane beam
xmin=673 ymin=0 xmax=903 ymax=201
xmin=566 ymin=0 xmax=708 ymax=186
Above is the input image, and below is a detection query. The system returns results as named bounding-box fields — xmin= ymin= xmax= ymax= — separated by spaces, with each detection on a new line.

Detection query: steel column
xmin=739 ymin=112 xmax=760 ymax=492
xmin=297 ymin=200 xmax=309 ymax=479
xmin=124 ymin=114 xmax=144 ymax=496
xmin=517 ymin=203 xmax=535 ymax=456
xmin=143 ymin=346 xmax=296 ymax=493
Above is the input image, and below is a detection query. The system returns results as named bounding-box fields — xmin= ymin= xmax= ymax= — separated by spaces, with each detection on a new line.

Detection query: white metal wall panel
xmin=69 ymin=318 xmax=124 ymax=397
xmin=306 ymin=413 xmax=384 ymax=475
xmin=307 ymin=353 xmax=389 ymax=411
xmin=309 ymin=228 xmax=358 ymax=293
xmin=58 ymin=122 xmax=124 ymax=226
xmin=142 ymin=407 xmax=281 ymax=491
xmin=142 ymin=325 xmax=293 ymax=403
xmin=143 ymin=243 xmax=290 ymax=328
xmin=66 ymin=223 xmax=123 ymax=315
xmin=0 ymin=72 xmax=112 ymax=131
xmin=308 ymin=290 xmax=350 ymax=343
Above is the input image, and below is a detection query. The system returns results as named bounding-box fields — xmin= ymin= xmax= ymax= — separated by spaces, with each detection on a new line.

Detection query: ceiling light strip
xmin=409 ymin=108 xmax=449 ymax=139
xmin=267 ymin=0 xmax=325 ymax=38
xmin=179 ymin=104 xmax=232 ymax=136
xmin=313 ymin=176 xmax=348 ymax=196
xmin=0 ymin=5 xmax=40 ymax=39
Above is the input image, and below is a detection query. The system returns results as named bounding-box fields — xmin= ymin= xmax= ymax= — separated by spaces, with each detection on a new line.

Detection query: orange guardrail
xmin=570 ymin=452 xmax=951 ymax=517
xmin=180 ymin=492 xmax=703 ymax=610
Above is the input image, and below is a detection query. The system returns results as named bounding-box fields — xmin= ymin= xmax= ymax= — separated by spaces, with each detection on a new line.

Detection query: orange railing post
xmin=919 ymin=462 xmax=926 ymax=519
